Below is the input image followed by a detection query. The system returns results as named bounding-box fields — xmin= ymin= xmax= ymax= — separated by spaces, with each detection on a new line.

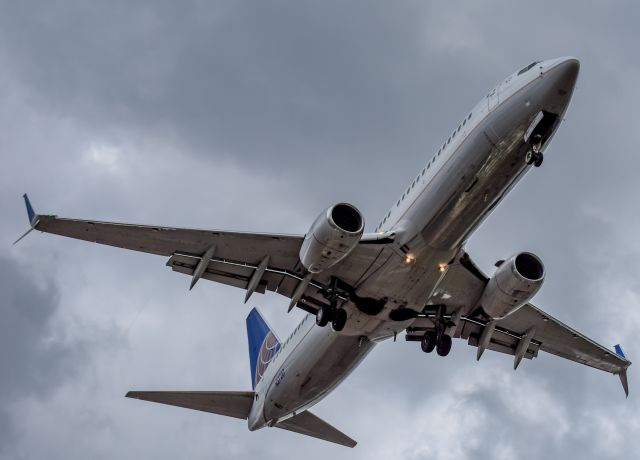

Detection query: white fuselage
xmin=248 ymin=57 xmax=580 ymax=430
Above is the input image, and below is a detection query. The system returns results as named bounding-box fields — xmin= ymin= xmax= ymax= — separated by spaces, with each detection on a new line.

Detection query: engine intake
xmin=476 ymin=252 xmax=545 ymax=319
xmin=299 ymin=203 xmax=364 ymax=273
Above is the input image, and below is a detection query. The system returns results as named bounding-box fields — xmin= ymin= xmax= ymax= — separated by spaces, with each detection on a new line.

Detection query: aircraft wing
xmin=19 ymin=195 xmax=383 ymax=310
xmin=407 ymin=252 xmax=632 ymax=395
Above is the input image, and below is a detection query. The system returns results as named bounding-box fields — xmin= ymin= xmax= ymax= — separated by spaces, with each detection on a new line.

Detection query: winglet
xmin=13 ymin=193 xmax=40 ymax=245
xmin=618 ymin=369 xmax=629 ymax=398
xmin=614 ymin=345 xmax=630 ymax=398
xmin=23 ymin=193 xmax=37 ymax=226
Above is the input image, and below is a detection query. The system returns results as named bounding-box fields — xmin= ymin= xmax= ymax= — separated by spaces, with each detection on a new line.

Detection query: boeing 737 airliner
xmin=16 ymin=57 xmax=631 ymax=447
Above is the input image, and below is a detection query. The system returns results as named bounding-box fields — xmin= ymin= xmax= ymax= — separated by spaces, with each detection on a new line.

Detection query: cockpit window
xmin=517 ymin=61 xmax=540 ymax=76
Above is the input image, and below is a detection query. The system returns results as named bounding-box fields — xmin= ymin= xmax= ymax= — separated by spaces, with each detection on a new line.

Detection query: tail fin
xmin=246 ymin=308 xmax=281 ymax=389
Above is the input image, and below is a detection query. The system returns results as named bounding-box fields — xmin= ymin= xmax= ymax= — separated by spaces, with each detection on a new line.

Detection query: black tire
xmin=421 ymin=331 xmax=436 ymax=353
xmin=331 ymin=308 xmax=347 ymax=332
xmin=525 ymin=150 xmax=534 ymax=165
xmin=436 ymin=334 xmax=452 ymax=357
xmin=533 ymin=153 xmax=544 ymax=167
xmin=316 ymin=306 xmax=331 ymax=327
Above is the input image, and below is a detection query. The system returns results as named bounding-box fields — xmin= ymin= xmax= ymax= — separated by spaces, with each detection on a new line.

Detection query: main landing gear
xmin=315 ymin=305 xmax=347 ymax=331
xmin=421 ymin=305 xmax=453 ymax=357
xmin=315 ymin=278 xmax=348 ymax=332
xmin=525 ymin=134 xmax=544 ymax=167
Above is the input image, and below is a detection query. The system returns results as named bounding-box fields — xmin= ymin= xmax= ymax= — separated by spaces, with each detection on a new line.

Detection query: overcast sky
xmin=1 ymin=1 xmax=639 ymax=459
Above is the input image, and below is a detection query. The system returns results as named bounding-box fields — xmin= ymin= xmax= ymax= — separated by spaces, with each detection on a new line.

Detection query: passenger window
xmin=397 ymin=200 xmax=400 ymax=206
xmin=422 ymin=168 xmax=425 ymax=176
xmin=463 ymin=119 xmax=466 ymax=126
xmin=447 ymin=137 xmax=451 ymax=144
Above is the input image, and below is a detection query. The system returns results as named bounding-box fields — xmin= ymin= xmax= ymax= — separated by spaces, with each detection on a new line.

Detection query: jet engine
xmin=476 ymin=252 xmax=545 ymax=319
xmin=299 ymin=203 xmax=364 ymax=273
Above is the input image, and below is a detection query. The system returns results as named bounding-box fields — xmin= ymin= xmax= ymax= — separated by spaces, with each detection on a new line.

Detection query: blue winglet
xmin=13 ymin=194 xmax=39 ymax=245
xmin=614 ymin=344 xmax=626 ymax=359
xmin=23 ymin=193 xmax=37 ymax=225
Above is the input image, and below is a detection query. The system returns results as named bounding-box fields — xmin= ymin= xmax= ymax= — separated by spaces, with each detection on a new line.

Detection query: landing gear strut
xmin=525 ymin=134 xmax=544 ymax=167
xmin=315 ymin=277 xmax=348 ymax=332
xmin=420 ymin=305 xmax=453 ymax=357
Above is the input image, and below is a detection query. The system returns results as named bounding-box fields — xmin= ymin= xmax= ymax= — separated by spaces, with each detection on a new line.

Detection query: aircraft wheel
xmin=316 ymin=306 xmax=332 ymax=327
xmin=331 ymin=308 xmax=347 ymax=332
xmin=421 ymin=331 xmax=437 ymax=353
xmin=436 ymin=334 xmax=453 ymax=357
xmin=525 ymin=150 xmax=534 ymax=165
xmin=533 ymin=153 xmax=544 ymax=167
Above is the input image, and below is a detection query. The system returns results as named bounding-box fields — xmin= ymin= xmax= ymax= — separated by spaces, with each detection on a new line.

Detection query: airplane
xmin=15 ymin=56 xmax=631 ymax=448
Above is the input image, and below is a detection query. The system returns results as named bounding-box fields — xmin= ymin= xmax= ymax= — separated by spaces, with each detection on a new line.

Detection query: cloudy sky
xmin=1 ymin=1 xmax=639 ymax=458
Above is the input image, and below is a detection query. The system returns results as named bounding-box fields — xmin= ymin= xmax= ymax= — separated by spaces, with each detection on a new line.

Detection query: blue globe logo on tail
xmin=255 ymin=332 xmax=281 ymax=386
xmin=246 ymin=308 xmax=281 ymax=389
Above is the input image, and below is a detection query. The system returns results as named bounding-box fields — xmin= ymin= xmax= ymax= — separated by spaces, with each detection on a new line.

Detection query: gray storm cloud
xmin=1 ymin=1 xmax=638 ymax=459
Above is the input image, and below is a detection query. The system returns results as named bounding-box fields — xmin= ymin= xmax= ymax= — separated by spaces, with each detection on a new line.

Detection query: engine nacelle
xmin=476 ymin=252 xmax=545 ymax=319
xmin=299 ymin=203 xmax=364 ymax=273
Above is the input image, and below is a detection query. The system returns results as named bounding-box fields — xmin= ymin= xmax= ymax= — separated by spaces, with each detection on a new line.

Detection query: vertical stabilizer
xmin=246 ymin=308 xmax=281 ymax=389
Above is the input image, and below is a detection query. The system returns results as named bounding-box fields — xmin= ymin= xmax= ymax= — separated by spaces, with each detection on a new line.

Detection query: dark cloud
xmin=0 ymin=255 xmax=81 ymax=453
xmin=0 ymin=1 xmax=638 ymax=459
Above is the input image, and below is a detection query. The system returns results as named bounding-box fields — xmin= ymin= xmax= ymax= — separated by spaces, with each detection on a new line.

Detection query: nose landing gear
xmin=525 ymin=150 xmax=544 ymax=167
xmin=525 ymin=134 xmax=544 ymax=167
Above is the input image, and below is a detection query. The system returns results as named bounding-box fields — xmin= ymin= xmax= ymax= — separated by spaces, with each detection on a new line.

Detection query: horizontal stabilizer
xmin=276 ymin=410 xmax=357 ymax=448
xmin=126 ymin=391 xmax=254 ymax=419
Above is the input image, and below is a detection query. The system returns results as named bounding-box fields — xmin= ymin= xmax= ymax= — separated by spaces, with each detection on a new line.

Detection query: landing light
xmin=405 ymin=253 xmax=416 ymax=264
xmin=438 ymin=263 xmax=447 ymax=273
